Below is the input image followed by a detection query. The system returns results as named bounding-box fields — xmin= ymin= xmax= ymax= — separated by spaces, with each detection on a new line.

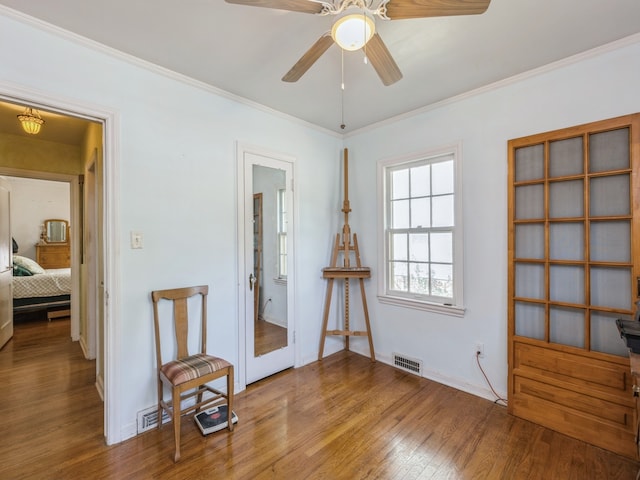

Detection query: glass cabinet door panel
xmin=549 ymin=137 xmax=583 ymax=178
xmin=589 ymin=128 xmax=630 ymax=173
xmin=550 ymin=223 xmax=584 ymax=261
xmin=549 ymin=180 xmax=584 ymax=218
xmin=515 ymin=302 xmax=545 ymax=340
xmin=515 ymin=184 xmax=544 ymax=219
xmin=590 ymin=311 xmax=630 ymax=356
xmin=549 ymin=265 xmax=584 ymax=304
xmin=515 ymin=263 xmax=545 ymax=299
xmin=590 ymin=266 xmax=631 ymax=310
xmin=515 ymin=224 xmax=544 ymax=259
xmin=515 ymin=144 xmax=544 ymax=182
xmin=590 ymin=174 xmax=630 ymax=217
xmin=550 ymin=306 xmax=585 ymax=348
xmin=590 ymin=220 xmax=631 ymax=263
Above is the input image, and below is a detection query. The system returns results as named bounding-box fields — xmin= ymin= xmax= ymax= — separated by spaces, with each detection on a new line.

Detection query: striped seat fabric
xmin=161 ymin=353 xmax=232 ymax=386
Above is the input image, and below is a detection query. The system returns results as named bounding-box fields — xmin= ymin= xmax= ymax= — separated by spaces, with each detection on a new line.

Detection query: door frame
xmin=236 ymin=142 xmax=298 ymax=390
xmin=0 ymin=83 xmax=121 ymax=445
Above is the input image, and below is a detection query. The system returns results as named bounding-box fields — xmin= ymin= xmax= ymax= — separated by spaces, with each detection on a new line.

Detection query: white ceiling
xmin=1 ymin=0 xmax=640 ymax=135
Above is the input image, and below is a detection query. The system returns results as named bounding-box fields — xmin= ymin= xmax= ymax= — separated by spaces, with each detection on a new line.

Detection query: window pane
xmin=550 ymin=306 xmax=584 ymax=348
xmin=392 ymin=233 xmax=407 ymax=261
xmin=515 ymin=184 xmax=544 ymax=219
xmin=515 ymin=144 xmax=544 ymax=182
xmin=590 ymin=174 xmax=630 ymax=217
xmin=411 ymin=165 xmax=430 ymax=197
xmin=589 ymin=128 xmax=630 ymax=172
xmin=432 ymin=160 xmax=453 ymax=195
xmin=431 ymin=263 xmax=453 ymax=297
xmin=391 ymin=169 xmax=409 ymax=199
xmin=432 ymin=194 xmax=454 ymax=227
xmin=591 ymin=311 xmax=629 ymax=356
xmin=590 ymin=220 xmax=630 ymax=263
xmin=549 ymin=180 xmax=583 ymax=218
xmin=549 ymin=137 xmax=583 ymax=178
xmin=409 ymin=234 xmax=428 ymax=261
xmin=390 ymin=262 xmax=408 ymax=292
xmin=411 ymin=197 xmax=430 ymax=228
xmin=431 ymin=232 xmax=452 ymax=263
xmin=515 ymin=223 xmax=544 ymax=259
xmin=515 ymin=301 xmax=545 ymax=340
xmin=391 ymin=199 xmax=410 ymax=228
xmin=549 ymin=265 xmax=584 ymax=304
xmin=549 ymin=222 xmax=583 ymax=261
xmin=409 ymin=263 xmax=429 ymax=294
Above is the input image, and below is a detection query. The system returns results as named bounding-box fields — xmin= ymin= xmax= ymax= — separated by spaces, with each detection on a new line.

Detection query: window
xmin=277 ymin=188 xmax=287 ymax=279
xmin=378 ymin=145 xmax=463 ymax=315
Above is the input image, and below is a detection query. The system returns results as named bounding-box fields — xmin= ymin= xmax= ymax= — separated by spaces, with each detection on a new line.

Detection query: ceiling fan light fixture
xmin=331 ymin=11 xmax=375 ymax=51
xmin=17 ymin=107 xmax=44 ymax=135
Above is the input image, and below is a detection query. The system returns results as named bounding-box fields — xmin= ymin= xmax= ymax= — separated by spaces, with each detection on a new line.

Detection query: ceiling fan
xmin=225 ymin=0 xmax=491 ymax=86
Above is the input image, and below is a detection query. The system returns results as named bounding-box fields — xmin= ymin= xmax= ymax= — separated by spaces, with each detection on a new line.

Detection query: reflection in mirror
xmin=253 ymin=165 xmax=288 ymax=357
xmin=43 ymin=219 xmax=68 ymax=243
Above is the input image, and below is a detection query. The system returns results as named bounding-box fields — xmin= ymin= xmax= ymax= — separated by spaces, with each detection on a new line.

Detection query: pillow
xmin=13 ymin=263 xmax=33 ymax=276
xmin=13 ymin=255 xmax=46 ymax=275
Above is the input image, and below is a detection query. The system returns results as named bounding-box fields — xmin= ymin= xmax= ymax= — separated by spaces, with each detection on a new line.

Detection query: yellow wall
xmin=0 ymin=133 xmax=83 ymax=174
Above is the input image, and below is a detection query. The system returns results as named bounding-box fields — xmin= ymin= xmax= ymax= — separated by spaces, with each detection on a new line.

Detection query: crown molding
xmin=345 ymin=32 xmax=640 ymax=138
xmin=0 ymin=6 xmax=341 ymax=139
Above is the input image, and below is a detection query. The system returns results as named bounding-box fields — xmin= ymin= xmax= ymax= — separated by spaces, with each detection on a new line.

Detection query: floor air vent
xmin=137 ymin=406 xmax=170 ymax=434
xmin=392 ymin=352 xmax=423 ymax=375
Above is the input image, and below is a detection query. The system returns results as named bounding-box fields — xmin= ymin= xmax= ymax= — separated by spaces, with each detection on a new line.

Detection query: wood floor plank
xmin=1 ymin=318 xmax=638 ymax=479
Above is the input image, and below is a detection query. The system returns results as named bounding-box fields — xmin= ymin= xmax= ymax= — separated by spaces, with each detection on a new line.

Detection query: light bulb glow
xmin=331 ymin=13 xmax=375 ymax=51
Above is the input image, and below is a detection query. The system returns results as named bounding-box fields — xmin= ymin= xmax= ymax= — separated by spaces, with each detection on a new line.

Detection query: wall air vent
xmin=392 ymin=352 xmax=423 ymax=375
xmin=137 ymin=406 xmax=170 ymax=434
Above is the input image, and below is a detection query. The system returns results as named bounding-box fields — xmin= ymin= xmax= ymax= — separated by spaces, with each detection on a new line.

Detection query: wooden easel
xmin=318 ymin=148 xmax=375 ymax=362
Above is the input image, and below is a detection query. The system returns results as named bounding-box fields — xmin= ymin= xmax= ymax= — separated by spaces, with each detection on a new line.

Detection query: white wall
xmin=0 ymin=10 xmax=343 ymax=442
xmin=344 ymin=37 xmax=640 ymax=400
xmin=7 ymin=176 xmax=70 ymax=260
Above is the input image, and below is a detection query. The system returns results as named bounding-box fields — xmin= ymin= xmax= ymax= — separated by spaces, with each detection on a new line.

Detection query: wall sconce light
xmin=17 ymin=107 xmax=45 ymax=134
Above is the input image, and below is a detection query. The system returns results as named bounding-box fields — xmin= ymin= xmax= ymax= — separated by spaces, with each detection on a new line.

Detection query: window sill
xmin=377 ymin=295 xmax=465 ymax=317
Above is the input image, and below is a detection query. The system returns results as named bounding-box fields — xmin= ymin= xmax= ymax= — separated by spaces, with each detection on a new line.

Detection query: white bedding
xmin=12 ymin=268 xmax=71 ymax=299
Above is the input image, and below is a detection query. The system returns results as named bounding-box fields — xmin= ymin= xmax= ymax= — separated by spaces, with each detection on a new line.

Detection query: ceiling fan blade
xmin=386 ymin=0 xmax=491 ymax=20
xmin=282 ymin=34 xmax=334 ymax=82
xmin=224 ymin=0 xmax=323 ymax=14
xmin=366 ymin=33 xmax=403 ymax=86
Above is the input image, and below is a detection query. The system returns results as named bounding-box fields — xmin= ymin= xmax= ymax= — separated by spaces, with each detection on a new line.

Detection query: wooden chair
xmin=151 ymin=285 xmax=234 ymax=462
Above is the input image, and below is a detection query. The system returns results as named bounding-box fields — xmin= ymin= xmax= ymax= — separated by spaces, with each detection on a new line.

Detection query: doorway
xmin=0 ymin=89 xmax=119 ymax=444
xmin=237 ymin=145 xmax=296 ymax=385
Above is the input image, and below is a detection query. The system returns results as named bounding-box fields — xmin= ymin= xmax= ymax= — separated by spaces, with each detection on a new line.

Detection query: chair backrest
xmin=151 ymin=285 xmax=208 ymax=369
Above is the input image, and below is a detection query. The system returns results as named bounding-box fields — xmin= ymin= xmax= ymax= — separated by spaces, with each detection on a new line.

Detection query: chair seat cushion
xmin=161 ymin=353 xmax=231 ymax=386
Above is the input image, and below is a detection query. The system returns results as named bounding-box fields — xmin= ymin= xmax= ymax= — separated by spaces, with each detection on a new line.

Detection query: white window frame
xmin=276 ymin=187 xmax=287 ymax=281
xmin=377 ymin=144 xmax=465 ymax=317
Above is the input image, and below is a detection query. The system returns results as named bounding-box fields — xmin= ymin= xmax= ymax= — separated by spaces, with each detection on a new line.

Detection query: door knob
xmin=249 ymin=273 xmax=256 ymax=291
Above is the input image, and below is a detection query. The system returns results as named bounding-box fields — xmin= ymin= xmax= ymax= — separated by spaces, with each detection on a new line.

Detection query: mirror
xmin=253 ymin=165 xmax=287 ymax=357
xmin=43 ymin=219 xmax=69 ymax=243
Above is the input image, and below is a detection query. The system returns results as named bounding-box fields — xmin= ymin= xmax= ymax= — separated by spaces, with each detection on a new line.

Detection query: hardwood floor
xmin=1 ymin=318 xmax=638 ymax=479
xmin=255 ymin=318 xmax=287 ymax=356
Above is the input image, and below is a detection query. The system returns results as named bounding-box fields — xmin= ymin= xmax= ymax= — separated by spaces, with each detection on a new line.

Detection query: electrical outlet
xmin=475 ymin=342 xmax=484 ymax=358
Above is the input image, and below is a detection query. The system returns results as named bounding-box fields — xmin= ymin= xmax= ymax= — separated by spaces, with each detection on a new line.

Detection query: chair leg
xmin=157 ymin=378 xmax=163 ymax=431
xmin=172 ymin=388 xmax=182 ymax=462
xmin=227 ymin=366 xmax=234 ymax=432
xmin=196 ymin=386 xmax=203 ymax=413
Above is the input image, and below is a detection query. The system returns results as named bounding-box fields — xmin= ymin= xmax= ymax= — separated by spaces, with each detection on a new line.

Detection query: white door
xmin=0 ymin=177 xmax=12 ymax=349
xmin=239 ymin=148 xmax=295 ymax=384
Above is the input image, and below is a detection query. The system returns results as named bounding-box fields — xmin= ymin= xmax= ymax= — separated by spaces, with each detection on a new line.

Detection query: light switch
xmin=131 ymin=231 xmax=143 ymax=249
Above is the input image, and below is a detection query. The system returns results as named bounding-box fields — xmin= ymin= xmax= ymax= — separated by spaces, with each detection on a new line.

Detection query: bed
xmin=12 ymin=254 xmax=71 ymax=319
